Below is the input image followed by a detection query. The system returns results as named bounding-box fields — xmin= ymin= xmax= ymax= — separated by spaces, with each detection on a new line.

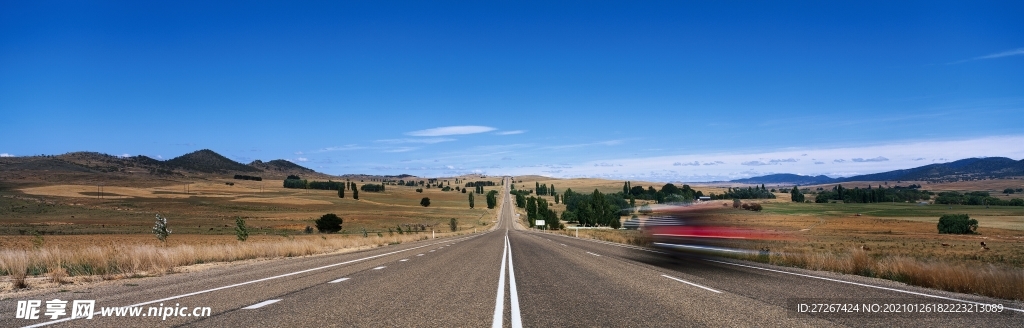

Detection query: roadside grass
xmin=0 ymin=231 xmax=472 ymax=292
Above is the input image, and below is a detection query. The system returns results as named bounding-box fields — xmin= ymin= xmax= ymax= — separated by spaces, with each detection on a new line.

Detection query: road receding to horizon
xmin=2 ymin=177 xmax=1021 ymax=327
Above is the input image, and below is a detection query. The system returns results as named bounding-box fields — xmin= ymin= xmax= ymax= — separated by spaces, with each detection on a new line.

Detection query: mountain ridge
xmin=727 ymin=157 xmax=1024 ymax=185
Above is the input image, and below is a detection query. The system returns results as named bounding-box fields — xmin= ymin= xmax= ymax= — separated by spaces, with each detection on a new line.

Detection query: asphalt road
xmin=3 ymin=177 xmax=1022 ymax=327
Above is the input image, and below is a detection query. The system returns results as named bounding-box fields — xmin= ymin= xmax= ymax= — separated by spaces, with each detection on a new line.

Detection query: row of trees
xmin=233 ymin=174 xmax=262 ymax=181
xmin=709 ymin=185 xmax=776 ymax=200
xmin=559 ymin=189 xmax=626 ymax=228
xmin=523 ymin=195 xmax=560 ymax=230
xmin=814 ymin=184 xmax=931 ymax=203
xmin=622 ymin=181 xmax=705 ymax=203
xmin=360 ymin=184 xmax=385 ymax=192
xmin=535 ymin=182 xmax=556 ymax=196
xmin=935 ymin=191 xmax=1024 ymax=206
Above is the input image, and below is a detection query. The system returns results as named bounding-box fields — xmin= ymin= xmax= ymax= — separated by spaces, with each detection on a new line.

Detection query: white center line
xmin=586 ymin=251 xmax=601 ymax=257
xmin=417 ymin=254 xmax=424 ymax=256
xmin=662 ymin=275 xmax=722 ymax=293
xmin=242 ymin=299 xmax=281 ymax=309
xmin=430 ymin=250 xmax=436 ymax=252
xmin=373 ymin=266 xmax=386 ymax=270
xmin=507 ymin=234 xmax=522 ymax=328
xmin=399 ymin=259 xmax=409 ymax=262
xmin=329 ymin=278 xmax=350 ymax=283
xmin=491 ymin=232 xmax=509 ymax=328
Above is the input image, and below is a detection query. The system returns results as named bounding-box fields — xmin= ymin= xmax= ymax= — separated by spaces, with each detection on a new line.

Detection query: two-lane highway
xmin=4 ymin=176 xmax=1021 ymax=327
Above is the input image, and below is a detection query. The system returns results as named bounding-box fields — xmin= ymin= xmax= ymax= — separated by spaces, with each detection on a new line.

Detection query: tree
xmin=338 ymin=187 xmax=344 ymax=198
xmin=353 ymin=187 xmax=359 ymax=200
xmin=449 ymin=218 xmax=458 ymax=232
xmin=733 ymin=199 xmax=741 ymax=208
xmin=937 ymin=214 xmax=978 ymax=234
xmin=234 ymin=217 xmax=249 ymax=242
xmin=420 ymin=197 xmax=431 ymax=207
xmin=790 ymin=186 xmax=804 ymax=202
xmin=486 ymin=190 xmax=498 ymax=209
xmin=469 ymin=192 xmax=475 ymax=209
xmin=315 ymin=213 xmax=343 ymax=233
xmin=152 ymin=214 xmax=172 ymax=243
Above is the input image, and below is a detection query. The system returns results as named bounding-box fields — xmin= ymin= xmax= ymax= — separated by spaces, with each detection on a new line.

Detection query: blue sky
xmin=2 ymin=1 xmax=1022 ymax=181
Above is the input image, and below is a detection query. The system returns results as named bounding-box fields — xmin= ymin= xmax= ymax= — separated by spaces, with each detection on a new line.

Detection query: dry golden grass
xmin=0 ymin=231 xmax=471 ymax=292
xmin=737 ymin=248 xmax=1024 ymax=300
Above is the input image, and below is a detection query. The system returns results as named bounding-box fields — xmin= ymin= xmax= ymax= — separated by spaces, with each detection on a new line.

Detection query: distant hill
xmin=730 ymin=157 xmax=1024 ymax=185
xmin=730 ymin=174 xmax=837 ymax=185
xmin=165 ymin=149 xmax=259 ymax=173
xmin=0 ymin=149 xmax=341 ymax=181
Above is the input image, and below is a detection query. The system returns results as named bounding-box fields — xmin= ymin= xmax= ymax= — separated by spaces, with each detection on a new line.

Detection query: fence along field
xmin=0 ymin=176 xmax=504 ymax=292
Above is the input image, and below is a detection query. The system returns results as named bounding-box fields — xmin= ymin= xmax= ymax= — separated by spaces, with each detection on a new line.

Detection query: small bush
xmin=315 ymin=213 xmax=343 ymax=233
xmin=234 ymin=217 xmax=249 ymax=242
xmin=449 ymin=218 xmax=458 ymax=232
xmin=937 ymin=214 xmax=977 ymax=234
xmin=420 ymin=197 xmax=431 ymax=207
xmin=304 ymin=226 xmax=314 ymax=234
xmin=732 ymin=199 xmax=741 ymax=208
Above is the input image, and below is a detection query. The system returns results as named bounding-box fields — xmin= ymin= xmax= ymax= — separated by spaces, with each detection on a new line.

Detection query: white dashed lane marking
xmin=373 ymin=266 xmax=386 ymax=270
xmin=329 ymin=278 xmax=350 ymax=283
xmin=242 ymin=299 xmax=281 ymax=309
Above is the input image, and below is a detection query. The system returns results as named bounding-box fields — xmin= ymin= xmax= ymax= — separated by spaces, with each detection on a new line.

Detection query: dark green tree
xmin=937 ymin=214 xmax=978 ymax=234
xmin=420 ymin=197 xmax=431 ymax=207
xmin=315 ymin=213 xmax=343 ymax=233
xmin=353 ymin=187 xmax=359 ymax=200
xmin=790 ymin=186 xmax=804 ymax=202
xmin=469 ymin=192 xmax=475 ymax=209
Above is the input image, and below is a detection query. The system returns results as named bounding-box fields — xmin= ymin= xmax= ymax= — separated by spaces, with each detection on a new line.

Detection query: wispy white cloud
xmin=496 ymin=130 xmax=526 ymax=135
xmin=406 ymin=125 xmax=496 ymax=137
xmin=119 ymin=153 xmax=131 ymax=158
xmin=295 ymin=151 xmax=303 ymax=155
xmin=376 ymin=138 xmax=456 ymax=144
xmin=948 ymin=47 xmax=1024 ymax=64
xmin=0 ymin=153 xmax=13 ymax=157
xmin=296 ymin=157 xmax=309 ymax=162
xmin=497 ymin=135 xmax=1024 ymax=182
xmin=673 ymin=161 xmax=699 ymax=166
xmin=852 ymin=156 xmax=888 ymax=162
xmin=384 ymin=147 xmax=417 ymax=153
xmin=315 ymin=145 xmax=366 ymax=153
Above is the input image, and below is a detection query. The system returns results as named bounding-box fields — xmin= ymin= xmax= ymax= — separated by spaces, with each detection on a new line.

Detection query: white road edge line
xmin=373 ymin=266 xmax=386 ymax=270
xmin=399 ymin=259 xmax=409 ymax=262
xmin=21 ymin=234 xmax=481 ymax=328
xmin=705 ymin=259 xmax=1024 ymax=313
xmin=242 ymin=299 xmax=281 ymax=309
xmin=662 ymin=275 xmax=722 ymax=294
xmin=507 ymin=233 xmax=522 ymax=328
xmin=491 ymin=231 xmax=509 ymax=328
xmin=328 ymin=278 xmax=350 ymax=283
xmin=586 ymin=251 xmax=601 ymax=257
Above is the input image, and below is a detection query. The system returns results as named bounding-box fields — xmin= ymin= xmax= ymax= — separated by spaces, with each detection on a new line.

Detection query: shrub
xmin=449 ymin=218 xmax=458 ymax=232
xmin=420 ymin=197 xmax=431 ymax=207
xmin=304 ymin=226 xmax=314 ymax=234
xmin=315 ymin=213 xmax=343 ymax=233
xmin=152 ymin=214 xmax=172 ymax=243
xmin=234 ymin=217 xmax=249 ymax=242
xmin=733 ymin=199 xmax=741 ymax=208
xmin=416 ymin=188 xmax=424 ymax=193
xmin=937 ymin=214 xmax=977 ymax=234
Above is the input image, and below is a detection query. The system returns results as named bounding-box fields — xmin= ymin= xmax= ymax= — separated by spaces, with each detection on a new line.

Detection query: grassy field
xmin=543 ymin=198 xmax=1024 ymax=300
xmin=2 ymin=178 xmax=499 ymax=238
